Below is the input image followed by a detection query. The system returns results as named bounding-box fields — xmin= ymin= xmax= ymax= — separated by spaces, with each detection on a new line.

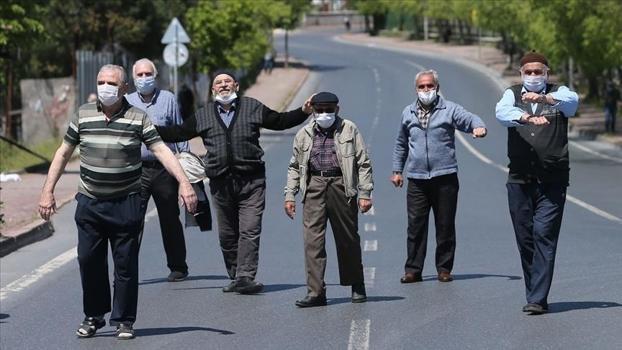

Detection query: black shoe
xmin=222 ymin=280 xmax=238 ymax=293
xmin=295 ymin=295 xmax=328 ymax=308
xmin=76 ymin=316 xmax=106 ymax=338
xmin=351 ymin=283 xmax=367 ymax=303
xmin=167 ymin=270 xmax=188 ymax=282
xmin=233 ymin=277 xmax=264 ymax=294
xmin=116 ymin=323 xmax=135 ymax=339
xmin=523 ymin=303 xmax=548 ymax=315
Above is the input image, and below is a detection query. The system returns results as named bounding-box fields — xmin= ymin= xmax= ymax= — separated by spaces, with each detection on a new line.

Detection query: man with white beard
xmin=156 ymin=70 xmax=313 ymax=294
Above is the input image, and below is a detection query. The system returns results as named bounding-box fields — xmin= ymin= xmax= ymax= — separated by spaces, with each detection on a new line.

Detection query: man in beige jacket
xmin=284 ymin=92 xmax=373 ymax=308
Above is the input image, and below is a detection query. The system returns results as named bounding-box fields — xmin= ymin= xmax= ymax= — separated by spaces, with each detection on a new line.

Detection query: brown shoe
xmin=400 ymin=272 xmax=422 ymax=283
xmin=437 ymin=271 xmax=453 ymax=282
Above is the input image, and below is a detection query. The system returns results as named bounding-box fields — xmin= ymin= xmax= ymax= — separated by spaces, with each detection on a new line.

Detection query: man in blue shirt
xmin=126 ymin=58 xmax=191 ymax=282
xmin=496 ymin=52 xmax=579 ymax=315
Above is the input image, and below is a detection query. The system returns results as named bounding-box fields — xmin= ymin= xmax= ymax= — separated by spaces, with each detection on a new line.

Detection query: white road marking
xmin=363 ymin=240 xmax=378 ymax=251
xmin=569 ymin=140 xmax=622 ymax=164
xmin=1 ymin=208 xmax=162 ymax=302
xmin=364 ymin=223 xmax=377 ymax=232
xmin=404 ymin=60 xmax=427 ymax=72
xmin=348 ymin=319 xmax=371 ymax=350
xmin=363 ymin=267 xmax=376 ymax=288
xmin=455 ymin=132 xmax=622 ymax=223
xmin=0 ymin=248 xmax=76 ymax=301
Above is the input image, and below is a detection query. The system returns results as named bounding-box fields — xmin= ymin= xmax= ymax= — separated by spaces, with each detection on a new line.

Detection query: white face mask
xmin=417 ymin=89 xmax=437 ymax=105
xmin=214 ymin=91 xmax=237 ymax=104
xmin=97 ymin=83 xmax=119 ymax=106
xmin=522 ymin=74 xmax=547 ymax=92
xmin=314 ymin=112 xmax=336 ymax=129
xmin=135 ymin=76 xmax=156 ymax=95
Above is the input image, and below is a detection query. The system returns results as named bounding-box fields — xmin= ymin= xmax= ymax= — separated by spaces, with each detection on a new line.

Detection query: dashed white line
xmin=364 ymin=223 xmax=377 ymax=232
xmin=570 ymin=140 xmax=622 ymax=164
xmin=363 ymin=240 xmax=378 ymax=252
xmin=363 ymin=267 xmax=376 ymax=288
xmin=348 ymin=319 xmax=371 ymax=350
xmin=0 ymin=248 xmax=76 ymax=301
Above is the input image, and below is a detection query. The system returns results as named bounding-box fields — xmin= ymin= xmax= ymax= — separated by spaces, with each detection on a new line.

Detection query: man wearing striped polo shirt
xmin=38 ymin=64 xmax=197 ymax=340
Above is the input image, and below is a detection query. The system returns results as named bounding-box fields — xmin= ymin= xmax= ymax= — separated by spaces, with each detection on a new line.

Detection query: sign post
xmin=161 ymin=18 xmax=190 ymax=97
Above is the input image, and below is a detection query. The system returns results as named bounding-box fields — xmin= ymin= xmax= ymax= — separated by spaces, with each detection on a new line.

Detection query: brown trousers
xmin=303 ymin=176 xmax=364 ymax=297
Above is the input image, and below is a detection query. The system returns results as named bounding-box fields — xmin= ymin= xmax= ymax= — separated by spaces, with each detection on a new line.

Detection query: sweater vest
xmin=196 ymin=96 xmax=266 ymax=178
xmin=507 ymin=84 xmax=569 ymax=184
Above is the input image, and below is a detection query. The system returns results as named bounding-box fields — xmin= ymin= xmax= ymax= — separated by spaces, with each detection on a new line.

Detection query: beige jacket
xmin=285 ymin=117 xmax=373 ymax=202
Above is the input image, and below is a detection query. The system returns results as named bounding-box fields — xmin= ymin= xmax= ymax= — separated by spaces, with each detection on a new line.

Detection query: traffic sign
xmin=161 ymin=18 xmax=190 ymax=44
xmin=163 ymin=42 xmax=189 ymax=67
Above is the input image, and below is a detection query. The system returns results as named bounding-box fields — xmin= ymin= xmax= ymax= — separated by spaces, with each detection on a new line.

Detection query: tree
xmin=273 ymin=0 xmax=311 ymax=68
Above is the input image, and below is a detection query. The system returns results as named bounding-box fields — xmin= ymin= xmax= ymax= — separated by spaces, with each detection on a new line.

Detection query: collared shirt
xmin=495 ymin=85 xmax=579 ymax=127
xmin=64 ymin=98 xmax=163 ymax=199
xmin=416 ymin=100 xmax=435 ymax=129
xmin=125 ymin=88 xmax=189 ymax=161
xmin=309 ymin=124 xmax=340 ymax=172
xmin=217 ymin=102 xmax=236 ymax=127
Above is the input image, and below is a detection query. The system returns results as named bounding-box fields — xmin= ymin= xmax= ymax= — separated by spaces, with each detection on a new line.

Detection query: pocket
xmin=338 ymin=136 xmax=355 ymax=157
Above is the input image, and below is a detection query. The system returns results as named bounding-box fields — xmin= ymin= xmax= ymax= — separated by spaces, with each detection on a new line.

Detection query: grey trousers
xmin=210 ymin=175 xmax=265 ymax=280
xmin=303 ymin=176 xmax=364 ymax=297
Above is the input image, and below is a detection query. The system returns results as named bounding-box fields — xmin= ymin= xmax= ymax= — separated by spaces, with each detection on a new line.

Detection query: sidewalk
xmin=339 ymin=32 xmax=622 ymax=148
xmin=0 ymin=58 xmax=309 ymax=256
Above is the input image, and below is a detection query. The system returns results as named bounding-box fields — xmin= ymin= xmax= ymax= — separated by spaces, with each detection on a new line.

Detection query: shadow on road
xmin=262 ymin=283 xmax=305 ymax=293
xmin=329 ymin=296 xmax=405 ymax=305
xmin=308 ymin=64 xmax=346 ymax=72
xmin=139 ymin=275 xmax=229 ymax=285
xmin=427 ymin=274 xmax=522 ymax=281
xmin=549 ymin=301 xmax=622 ymax=314
xmin=136 ymin=326 xmax=235 ymax=336
xmin=0 ymin=313 xmax=9 ymax=324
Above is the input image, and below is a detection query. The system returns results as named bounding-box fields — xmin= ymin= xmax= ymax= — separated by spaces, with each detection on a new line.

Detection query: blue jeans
xmin=507 ymin=182 xmax=566 ymax=307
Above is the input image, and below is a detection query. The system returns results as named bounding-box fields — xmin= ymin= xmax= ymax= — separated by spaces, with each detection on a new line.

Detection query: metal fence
xmin=76 ymin=50 xmax=114 ymax=107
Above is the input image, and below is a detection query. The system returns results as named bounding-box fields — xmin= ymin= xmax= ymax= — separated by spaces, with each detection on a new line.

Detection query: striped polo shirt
xmin=63 ymin=98 xmax=163 ymax=199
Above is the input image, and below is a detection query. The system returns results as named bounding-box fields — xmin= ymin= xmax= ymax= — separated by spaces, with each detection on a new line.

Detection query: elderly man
xmin=495 ymin=52 xmax=579 ymax=315
xmin=156 ymin=70 xmax=312 ymax=294
xmin=391 ymin=69 xmax=487 ymax=284
xmin=38 ymin=64 xmax=197 ymax=340
xmin=126 ymin=58 xmax=191 ymax=282
xmin=284 ymin=92 xmax=373 ymax=307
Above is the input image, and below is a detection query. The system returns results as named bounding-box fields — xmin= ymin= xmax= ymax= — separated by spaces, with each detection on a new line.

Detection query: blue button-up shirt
xmin=495 ymin=84 xmax=579 ymax=127
xmin=126 ymin=88 xmax=189 ymax=161
xmin=217 ymin=102 xmax=236 ymax=127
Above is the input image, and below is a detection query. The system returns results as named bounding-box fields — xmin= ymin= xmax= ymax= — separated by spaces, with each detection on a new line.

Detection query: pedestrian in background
xmin=391 ymin=69 xmax=487 ymax=285
xmin=604 ymin=80 xmax=620 ymax=133
xmin=38 ymin=64 xmax=197 ymax=339
xmin=284 ymin=92 xmax=373 ymax=308
xmin=495 ymin=51 xmax=579 ymax=315
xmin=126 ymin=58 xmax=191 ymax=283
xmin=156 ymin=70 xmax=312 ymax=294
xmin=263 ymin=51 xmax=274 ymax=74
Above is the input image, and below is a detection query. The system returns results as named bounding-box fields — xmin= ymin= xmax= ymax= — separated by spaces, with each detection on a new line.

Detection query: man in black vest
xmin=156 ymin=70 xmax=312 ymax=294
xmin=495 ymin=52 xmax=579 ymax=315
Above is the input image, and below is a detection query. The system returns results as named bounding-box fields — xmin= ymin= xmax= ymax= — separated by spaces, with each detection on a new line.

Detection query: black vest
xmin=507 ymin=84 xmax=569 ymax=184
xmin=196 ymin=96 xmax=266 ymax=178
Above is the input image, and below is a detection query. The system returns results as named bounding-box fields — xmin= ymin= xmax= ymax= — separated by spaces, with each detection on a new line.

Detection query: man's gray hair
xmin=99 ymin=64 xmax=127 ymax=84
xmin=414 ymin=69 xmax=439 ymax=87
xmin=132 ymin=58 xmax=158 ymax=78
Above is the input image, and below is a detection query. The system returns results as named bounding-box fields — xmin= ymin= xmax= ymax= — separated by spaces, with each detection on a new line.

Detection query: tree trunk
xmin=587 ymin=75 xmax=599 ymax=100
xmin=4 ymin=60 xmax=13 ymax=138
xmin=285 ymin=29 xmax=289 ymax=69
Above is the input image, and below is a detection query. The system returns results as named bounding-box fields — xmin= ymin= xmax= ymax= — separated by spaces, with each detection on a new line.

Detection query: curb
xmin=0 ymin=220 xmax=55 ymax=257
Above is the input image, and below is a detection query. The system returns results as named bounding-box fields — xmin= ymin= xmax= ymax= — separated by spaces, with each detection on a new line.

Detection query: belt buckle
xmin=320 ymin=170 xmax=327 ymax=177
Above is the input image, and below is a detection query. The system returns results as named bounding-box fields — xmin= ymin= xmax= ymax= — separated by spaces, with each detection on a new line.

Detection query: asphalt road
xmin=1 ymin=29 xmax=621 ymax=350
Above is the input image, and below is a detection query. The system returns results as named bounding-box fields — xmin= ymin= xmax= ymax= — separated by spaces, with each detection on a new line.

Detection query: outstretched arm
xmin=39 ymin=142 xmax=76 ymax=220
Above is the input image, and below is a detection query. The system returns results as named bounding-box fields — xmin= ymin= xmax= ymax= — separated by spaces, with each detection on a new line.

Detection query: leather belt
xmin=310 ymin=169 xmax=342 ymax=177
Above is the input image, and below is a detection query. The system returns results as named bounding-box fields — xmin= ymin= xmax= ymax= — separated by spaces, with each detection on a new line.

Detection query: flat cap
xmin=310 ymin=92 xmax=339 ymax=105
xmin=520 ymin=51 xmax=548 ymax=67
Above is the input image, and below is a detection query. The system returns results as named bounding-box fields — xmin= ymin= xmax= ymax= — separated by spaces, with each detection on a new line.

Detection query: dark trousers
xmin=75 ymin=193 xmax=142 ymax=326
xmin=210 ymin=175 xmax=265 ymax=280
xmin=302 ymin=176 xmax=364 ymax=297
xmin=604 ymin=106 xmax=617 ymax=133
xmin=507 ymin=182 xmax=566 ymax=307
xmin=405 ymin=173 xmax=459 ymax=275
xmin=140 ymin=163 xmax=187 ymax=273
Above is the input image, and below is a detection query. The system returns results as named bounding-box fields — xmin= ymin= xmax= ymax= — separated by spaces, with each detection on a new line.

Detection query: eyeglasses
xmin=313 ymin=107 xmax=336 ymax=113
xmin=522 ymin=69 xmax=545 ymax=76
xmin=417 ymin=84 xmax=436 ymax=89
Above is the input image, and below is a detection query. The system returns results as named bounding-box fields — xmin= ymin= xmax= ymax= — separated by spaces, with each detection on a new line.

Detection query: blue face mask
xmin=135 ymin=76 xmax=156 ymax=95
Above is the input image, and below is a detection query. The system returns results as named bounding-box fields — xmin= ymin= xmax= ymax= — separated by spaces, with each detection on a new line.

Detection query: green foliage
xmin=0 ymin=137 xmax=62 ymax=172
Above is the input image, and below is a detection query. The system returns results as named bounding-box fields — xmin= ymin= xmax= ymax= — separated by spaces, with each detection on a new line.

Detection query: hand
xmin=284 ymin=201 xmax=296 ymax=219
xmin=302 ymin=94 xmax=316 ymax=114
xmin=527 ymin=116 xmax=550 ymax=125
xmin=472 ymin=127 xmax=487 ymax=138
xmin=521 ymin=92 xmax=544 ymax=103
xmin=358 ymin=198 xmax=372 ymax=213
xmin=38 ymin=191 xmax=57 ymax=221
xmin=178 ymin=182 xmax=198 ymax=213
xmin=390 ymin=173 xmax=403 ymax=188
